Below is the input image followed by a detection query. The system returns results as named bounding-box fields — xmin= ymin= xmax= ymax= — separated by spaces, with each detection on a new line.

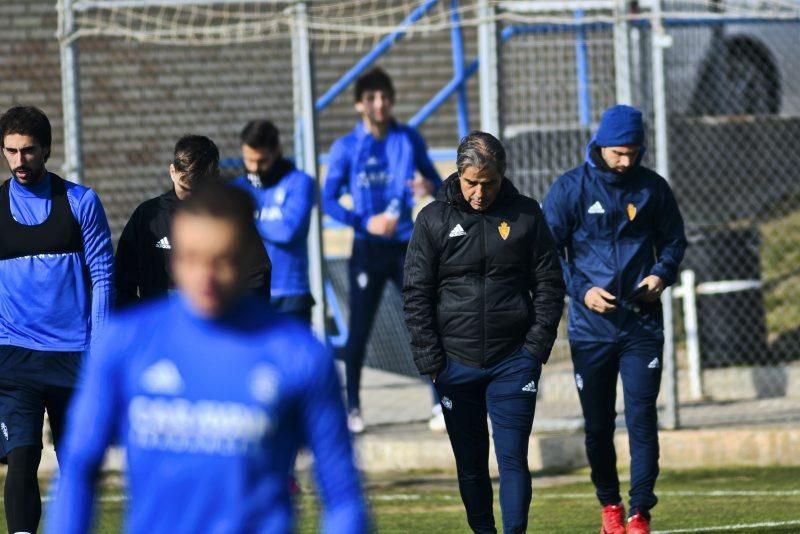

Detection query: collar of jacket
xmin=584 ymin=138 xmax=646 ymax=186
xmin=160 ymin=187 xmax=180 ymax=210
xmin=254 ymin=157 xmax=294 ymax=189
xmin=437 ymin=172 xmax=518 ymax=213
xmin=352 ymin=118 xmax=402 ymax=140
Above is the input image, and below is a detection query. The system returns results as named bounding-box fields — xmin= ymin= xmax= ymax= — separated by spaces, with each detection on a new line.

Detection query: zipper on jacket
xmin=479 ymin=214 xmax=487 ymax=367
xmin=612 ymin=189 xmax=622 ymax=341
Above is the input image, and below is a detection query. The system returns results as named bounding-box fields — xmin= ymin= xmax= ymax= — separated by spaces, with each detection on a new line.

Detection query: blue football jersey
xmin=47 ymin=295 xmax=366 ymax=534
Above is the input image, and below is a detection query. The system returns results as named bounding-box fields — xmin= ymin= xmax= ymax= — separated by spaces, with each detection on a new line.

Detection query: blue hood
xmin=595 ymin=104 xmax=645 ymax=147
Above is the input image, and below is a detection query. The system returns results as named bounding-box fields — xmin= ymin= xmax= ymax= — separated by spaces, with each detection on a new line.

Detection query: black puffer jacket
xmin=403 ymin=174 xmax=566 ymax=375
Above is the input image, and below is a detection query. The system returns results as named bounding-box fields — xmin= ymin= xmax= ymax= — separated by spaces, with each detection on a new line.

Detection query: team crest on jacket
xmin=627 ymin=203 xmax=637 ymax=221
xmin=498 ymin=221 xmax=511 ymax=240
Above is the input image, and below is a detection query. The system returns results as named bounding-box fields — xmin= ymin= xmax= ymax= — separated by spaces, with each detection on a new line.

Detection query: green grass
xmin=760 ymin=206 xmax=800 ymax=343
xmin=15 ymin=466 xmax=800 ymax=532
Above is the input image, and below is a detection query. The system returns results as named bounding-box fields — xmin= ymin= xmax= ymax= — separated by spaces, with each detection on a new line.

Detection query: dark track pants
xmin=570 ymin=338 xmax=663 ymax=518
xmin=344 ymin=239 xmax=407 ymax=412
xmin=434 ymin=350 xmax=542 ymax=533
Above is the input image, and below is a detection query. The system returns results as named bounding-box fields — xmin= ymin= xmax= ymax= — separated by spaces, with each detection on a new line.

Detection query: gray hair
xmin=456 ymin=131 xmax=506 ymax=177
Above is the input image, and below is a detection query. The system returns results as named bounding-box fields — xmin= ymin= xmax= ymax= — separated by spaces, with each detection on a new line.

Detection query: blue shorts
xmin=0 ymin=345 xmax=83 ymax=460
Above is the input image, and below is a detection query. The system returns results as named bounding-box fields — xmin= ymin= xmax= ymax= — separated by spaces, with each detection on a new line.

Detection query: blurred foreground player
xmin=0 ymin=106 xmax=114 ymax=534
xmin=48 ymin=184 xmax=367 ymax=534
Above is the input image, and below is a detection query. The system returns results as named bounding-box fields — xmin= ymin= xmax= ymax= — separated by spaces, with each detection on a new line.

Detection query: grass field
xmin=22 ymin=465 xmax=800 ymax=533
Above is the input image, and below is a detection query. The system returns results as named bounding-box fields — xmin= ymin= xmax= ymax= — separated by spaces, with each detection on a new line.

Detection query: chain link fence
xmin=499 ymin=0 xmax=800 ymax=429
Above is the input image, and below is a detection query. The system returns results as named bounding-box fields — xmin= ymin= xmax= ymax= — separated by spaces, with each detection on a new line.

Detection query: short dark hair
xmin=240 ymin=120 xmax=280 ymax=151
xmin=354 ymin=67 xmax=395 ymax=103
xmin=456 ymin=131 xmax=507 ymax=178
xmin=0 ymin=106 xmax=52 ymax=154
xmin=173 ymin=135 xmax=220 ymax=185
xmin=174 ymin=182 xmax=259 ymax=250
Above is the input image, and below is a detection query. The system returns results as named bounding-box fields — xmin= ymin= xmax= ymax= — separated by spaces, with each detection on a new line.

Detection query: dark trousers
xmin=434 ymin=350 xmax=542 ymax=534
xmin=345 ymin=239 xmax=407 ymax=412
xmin=570 ymin=338 xmax=663 ymax=518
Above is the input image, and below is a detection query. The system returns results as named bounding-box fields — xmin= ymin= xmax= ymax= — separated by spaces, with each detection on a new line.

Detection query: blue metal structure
xmin=449 ymin=0 xmax=470 ymax=138
xmin=574 ymin=9 xmax=592 ymax=126
xmin=314 ymin=0 xmax=440 ymax=112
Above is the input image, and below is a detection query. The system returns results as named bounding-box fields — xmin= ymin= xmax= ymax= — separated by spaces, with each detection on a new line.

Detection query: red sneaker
xmin=600 ymin=504 xmax=626 ymax=534
xmin=627 ymin=512 xmax=650 ymax=534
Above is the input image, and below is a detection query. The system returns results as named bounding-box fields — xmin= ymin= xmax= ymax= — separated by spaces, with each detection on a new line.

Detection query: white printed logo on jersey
xmin=441 ymin=396 xmax=453 ymax=410
xmin=1 ymin=422 xmax=8 ymax=440
xmin=522 ymin=380 xmax=537 ymax=393
xmin=588 ymin=201 xmax=606 ymax=214
xmin=128 ymin=396 xmax=271 ymax=455
xmin=155 ymin=237 xmax=171 ymax=250
xmin=249 ymin=364 xmax=279 ymax=404
xmin=141 ymin=359 xmax=184 ymax=396
xmin=575 ymin=373 xmax=584 ymax=391
xmin=274 ymin=187 xmax=287 ymax=205
xmin=449 ymin=224 xmax=466 ymax=238
xmin=648 ymin=357 xmax=660 ymax=369
xmin=258 ymin=206 xmax=283 ymax=221
xmin=357 ymin=272 xmax=369 ymax=289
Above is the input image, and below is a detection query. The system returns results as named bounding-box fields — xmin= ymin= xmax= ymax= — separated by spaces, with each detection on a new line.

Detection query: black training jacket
xmin=115 ymin=188 xmax=271 ymax=308
xmin=403 ymin=174 xmax=566 ymax=375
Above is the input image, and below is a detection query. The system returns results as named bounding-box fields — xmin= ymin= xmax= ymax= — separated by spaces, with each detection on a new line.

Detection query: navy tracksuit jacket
xmin=543 ymin=139 xmax=687 ymax=517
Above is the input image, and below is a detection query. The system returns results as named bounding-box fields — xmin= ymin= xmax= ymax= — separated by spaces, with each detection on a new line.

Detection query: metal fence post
xmin=292 ymin=1 xmax=327 ymax=339
xmin=651 ymin=0 xmax=679 ymax=429
xmin=478 ymin=0 xmax=500 ymax=137
xmin=681 ymin=269 xmax=704 ymax=400
xmin=613 ymin=0 xmax=632 ymax=104
xmin=58 ymin=0 xmax=84 ymax=184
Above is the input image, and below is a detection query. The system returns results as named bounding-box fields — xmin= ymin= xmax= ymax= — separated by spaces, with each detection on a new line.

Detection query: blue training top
xmin=232 ymin=160 xmax=315 ymax=298
xmin=542 ymin=140 xmax=687 ymax=342
xmin=323 ymin=121 xmax=441 ymax=243
xmin=47 ymin=295 xmax=367 ymax=534
xmin=0 ymin=173 xmax=114 ymax=351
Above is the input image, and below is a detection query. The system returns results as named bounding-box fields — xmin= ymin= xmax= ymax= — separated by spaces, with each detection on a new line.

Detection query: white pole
xmin=682 ymin=269 xmax=704 ymax=400
xmin=651 ymin=0 xmax=679 ymax=429
xmin=478 ymin=0 xmax=500 ymax=137
xmin=292 ymin=1 xmax=327 ymax=339
xmin=58 ymin=0 xmax=84 ymax=184
xmin=613 ymin=0 xmax=632 ymax=104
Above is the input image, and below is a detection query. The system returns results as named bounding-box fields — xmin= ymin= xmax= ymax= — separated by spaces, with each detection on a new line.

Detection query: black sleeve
xmin=114 ymin=212 xmax=141 ymax=309
xmin=246 ymin=239 xmax=272 ymax=301
xmin=523 ymin=203 xmax=567 ymax=363
xmin=402 ymin=210 xmax=444 ymax=375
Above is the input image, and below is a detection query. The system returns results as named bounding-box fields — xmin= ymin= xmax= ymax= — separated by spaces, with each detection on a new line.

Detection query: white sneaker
xmin=428 ymin=404 xmax=446 ymax=433
xmin=348 ymin=409 xmax=365 ymax=434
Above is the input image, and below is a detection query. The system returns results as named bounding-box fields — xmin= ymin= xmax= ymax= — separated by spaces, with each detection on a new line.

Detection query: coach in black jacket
xmin=115 ymin=135 xmax=270 ymax=308
xmin=403 ymin=131 xmax=565 ymax=533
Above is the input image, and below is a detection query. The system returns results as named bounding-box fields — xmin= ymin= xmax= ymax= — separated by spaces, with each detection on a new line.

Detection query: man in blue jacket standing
xmin=323 ymin=67 xmax=441 ymax=433
xmin=232 ymin=119 xmax=315 ymax=324
xmin=0 ymin=106 xmax=114 ymax=534
xmin=543 ymin=105 xmax=687 ymax=534
xmin=48 ymin=183 xmax=366 ymax=534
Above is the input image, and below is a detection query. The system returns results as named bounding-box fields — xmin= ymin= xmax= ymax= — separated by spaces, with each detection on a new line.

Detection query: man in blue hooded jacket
xmin=323 ymin=67 xmax=441 ymax=433
xmin=542 ymin=105 xmax=687 ymax=534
